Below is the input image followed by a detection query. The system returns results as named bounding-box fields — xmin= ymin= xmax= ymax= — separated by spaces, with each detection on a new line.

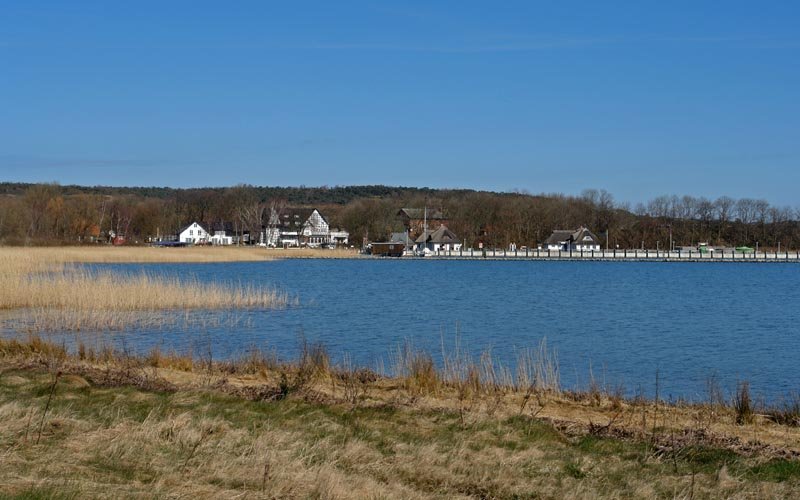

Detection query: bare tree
xmin=714 ymin=196 xmax=736 ymax=242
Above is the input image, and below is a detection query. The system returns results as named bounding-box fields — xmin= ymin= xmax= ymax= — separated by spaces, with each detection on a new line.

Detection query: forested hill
xmin=1 ymin=182 xmax=798 ymax=250
xmin=0 ymin=182 xmax=484 ymax=205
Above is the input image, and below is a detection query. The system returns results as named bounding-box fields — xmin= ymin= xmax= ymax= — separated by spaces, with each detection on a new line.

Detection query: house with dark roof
xmin=415 ymin=225 xmax=462 ymax=253
xmin=397 ymin=208 xmax=448 ymax=239
xmin=544 ymin=227 xmax=602 ymax=251
xmin=265 ymin=207 xmax=349 ymax=247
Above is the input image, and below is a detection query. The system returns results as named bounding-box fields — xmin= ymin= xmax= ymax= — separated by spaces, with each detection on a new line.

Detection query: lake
xmin=27 ymin=259 xmax=800 ymax=403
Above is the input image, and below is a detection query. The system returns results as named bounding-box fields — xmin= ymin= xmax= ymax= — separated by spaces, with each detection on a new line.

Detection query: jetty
xmin=398 ymin=248 xmax=800 ymax=262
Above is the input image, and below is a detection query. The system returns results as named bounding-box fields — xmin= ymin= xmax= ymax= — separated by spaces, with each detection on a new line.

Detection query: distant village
xmin=166 ymin=207 xmax=350 ymax=248
xmin=161 ymin=206 xmax=603 ymax=256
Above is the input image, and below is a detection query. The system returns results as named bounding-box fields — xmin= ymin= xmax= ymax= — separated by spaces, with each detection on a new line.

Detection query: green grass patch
xmin=564 ymin=460 xmax=587 ymax=479
xmin=0 ymin=485 xmax=81 ymax=500
xmin=748 ymin=459 xmax=800 ymax=482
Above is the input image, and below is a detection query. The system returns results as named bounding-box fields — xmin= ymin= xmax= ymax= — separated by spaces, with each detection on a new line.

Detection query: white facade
xmin=574 ymin=236 xmax=601 ymax=251
xmin=545 ymin=227 xmax=601 ymax=252
xmin=179 ymin=222 xmax=209 ymax=244
xmin=329 ymin=229 xmax=350 ymax=246
xmin=301 ymin=210 xmax=330 ymax=247
xmin=547 ymin=241 xmax=600 ymax=252
xmin=210 ymin=230 xmax=233 ymax=246
xmin=418 ymin=241 xmax=462 ymax=252
xmin=266 ymin=208 xmax=348 ymax=248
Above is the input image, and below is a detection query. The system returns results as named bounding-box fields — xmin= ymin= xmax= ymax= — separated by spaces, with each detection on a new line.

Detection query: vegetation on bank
xmin=0 ymin=248 xmax=294 ymax=333
xmin=2 ymin=182 xmax=799 ymax=251
xmin=1 ymin=336 xmax=799 ymax=499
xmin=0 ymin=245 xmax=357 ymax=265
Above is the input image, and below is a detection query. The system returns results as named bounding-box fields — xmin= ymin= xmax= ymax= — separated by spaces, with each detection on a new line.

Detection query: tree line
xmin=0 ymin=183 xmax=798 ymax=250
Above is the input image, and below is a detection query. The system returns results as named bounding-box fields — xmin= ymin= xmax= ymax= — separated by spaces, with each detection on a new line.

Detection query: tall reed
xmin=0 ymin=248 xmax=295 ymax=332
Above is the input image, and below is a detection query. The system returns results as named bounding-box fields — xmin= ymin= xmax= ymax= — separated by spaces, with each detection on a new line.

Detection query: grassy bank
xmin=0 ymin=245 xmax=361 ymax=265
xmin=0 ymin=246 xmax=277 ymax=264
xmin=1 ymin=337 xmax=799 ymax=499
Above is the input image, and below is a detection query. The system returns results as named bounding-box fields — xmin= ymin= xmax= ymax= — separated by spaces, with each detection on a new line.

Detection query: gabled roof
xmin=178 ymin=221 xmax=209 ymax=234
xmin=415 ymin=225 xmax=460 ymax=244
xmin=389 ymin=232 xmax=412 ymax=242
xmin=269 ymin=208 xmax=328 ymax=227
xmin=572 ymin=227 xmax=601 ymax=245
xmin=398 ymin=208 xmax=445 ymax=220
xmin=544 ymin=230 xmax=575 ymax=245
xmin=544 ymin=226 xmax=601 ymax=245
xmin=389 ymin=232 xmax=414 ymax=247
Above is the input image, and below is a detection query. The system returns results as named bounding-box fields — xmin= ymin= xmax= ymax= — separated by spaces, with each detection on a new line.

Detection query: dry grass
xmin=1 ymin=337 xmax=799 ymax=499
xmin=265 ymin=247 xmax=362 ymax=259
xmin=0 ymin=247 xmax=294 ymax=332
xmin=0 ymin=245 xmax=277 ymax=264
xmin=0 ymin=245 xmax=362 ymax=264
xmin=2 ymin=268 xmax=291 ymax=312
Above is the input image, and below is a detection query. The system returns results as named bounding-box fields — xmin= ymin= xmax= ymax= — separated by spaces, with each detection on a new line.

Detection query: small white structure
xmin=179 ymin=222 xmax=209 ymax=244
xmin=210 ymin=231 xmax=232 ymax=246
xmin=209 ymin=222 xmax=234 ymax=246
xmin=544 ymin=227 xmax=601 ymax=251
xmin=329 ymin=229 xmax=350 ymax=247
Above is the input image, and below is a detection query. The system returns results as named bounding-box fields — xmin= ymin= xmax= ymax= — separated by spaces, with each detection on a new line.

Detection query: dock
xmin=397 ymin=248 xmax=800 ymax=262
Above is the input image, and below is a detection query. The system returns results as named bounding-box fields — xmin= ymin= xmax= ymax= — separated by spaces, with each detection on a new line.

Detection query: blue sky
xmin=1 ymin=1 xmax=799 ymax=205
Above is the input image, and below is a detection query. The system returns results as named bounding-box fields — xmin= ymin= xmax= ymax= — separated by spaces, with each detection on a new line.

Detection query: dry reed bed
xmin=0 ymin=247 xmax=294 ymax=332
xmin=3 ymin=269 xmax=291 ymax=311
xmin=265 ymin=247 xmax=361 ymax=259
xmin=0 ymin=245 xmax=360 ymax=266
xmin=0 ymin=245 xmax=276 ymax=264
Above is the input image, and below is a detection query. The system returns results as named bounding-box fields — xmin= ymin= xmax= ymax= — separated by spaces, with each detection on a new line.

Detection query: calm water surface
xmin=48 ymin=260 xmax=800 ymax=403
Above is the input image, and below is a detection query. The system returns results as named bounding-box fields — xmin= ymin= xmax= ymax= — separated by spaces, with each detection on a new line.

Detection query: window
xmin=189 ymin=230 xmax=193 ymax=236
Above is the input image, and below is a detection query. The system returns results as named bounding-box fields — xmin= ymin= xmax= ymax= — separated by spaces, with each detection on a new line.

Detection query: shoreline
xmin=2 ymin=336 xmax=799 ymax=497
xmin=4 ymin=245 xmax=800 ymax=264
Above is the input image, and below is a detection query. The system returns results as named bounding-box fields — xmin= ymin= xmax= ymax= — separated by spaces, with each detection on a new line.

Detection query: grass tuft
xmin=734 ymin=381 xmax=754 ymax=425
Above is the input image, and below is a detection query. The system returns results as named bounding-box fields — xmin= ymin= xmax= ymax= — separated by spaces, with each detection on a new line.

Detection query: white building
xmin=209 ymin=222 xmax=234 ymax=245
xmin=329 ymin=229 xmax=350 ymax=246
xmin=266 ymin=208 xmax=349 ymax=248
xmin=544 ymin=227 xmax=602 ymax=251
xmin=178 ymin=222 xmax=210 ymax=244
